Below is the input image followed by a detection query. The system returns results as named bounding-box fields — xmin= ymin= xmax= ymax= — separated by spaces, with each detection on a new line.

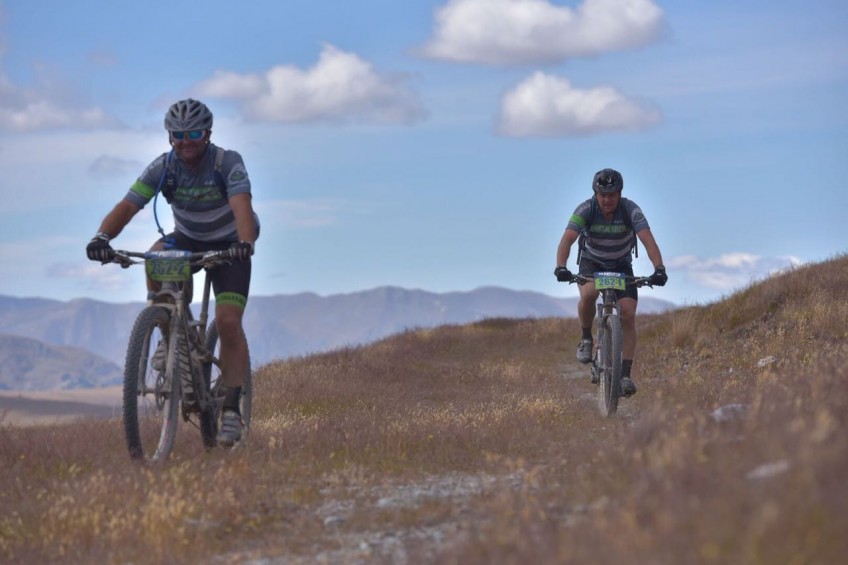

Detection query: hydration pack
xmin=575 ymin=196 xmax=639 ymax=266
xmin=152 ymin=147 xmax=261 ymax=242
xmin=159 ymin=147 xmax=227 ymax=204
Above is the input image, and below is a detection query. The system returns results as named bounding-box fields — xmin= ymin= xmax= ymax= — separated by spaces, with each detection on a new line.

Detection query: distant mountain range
xmin=0 ymin=334 xmax=122 ymax=391
xmin=0 ymin=287 xmax=675 ymax=390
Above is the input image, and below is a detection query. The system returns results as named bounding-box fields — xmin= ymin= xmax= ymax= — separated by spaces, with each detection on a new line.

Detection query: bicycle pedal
xmin=181 ymin=398 xmax=200 ymax=414
xmin=182 ymin=384 xmax=198 ymax=407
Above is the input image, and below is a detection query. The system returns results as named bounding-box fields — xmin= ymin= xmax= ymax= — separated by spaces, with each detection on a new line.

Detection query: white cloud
xmin=194 ymin=44 xmax=426 ymax=125
xmin=0 ymin=73 xmax=120 ymax=133
xmin=667 ymin=253 xmax=803 ymax=292
xmin=497 ymin=71 xmax=661 ymax=137
xmin=0 ymin=7 xmax=119 ymax=133
xmin=421 ymin=0 xmax=664 ymax=65
xmin=0 ymin=235 xmax=133 ymax=296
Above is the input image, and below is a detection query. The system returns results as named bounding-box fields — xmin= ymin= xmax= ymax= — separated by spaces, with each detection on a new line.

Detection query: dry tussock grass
xmin=1 ymin=256 xmax=846 ymax=563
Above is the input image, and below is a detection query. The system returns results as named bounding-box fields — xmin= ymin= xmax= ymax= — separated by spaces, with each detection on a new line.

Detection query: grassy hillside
xmin=0 ymin=334 xmax=122 ymax=391
xmin=1 ymin=256 xmax=846 ymax=563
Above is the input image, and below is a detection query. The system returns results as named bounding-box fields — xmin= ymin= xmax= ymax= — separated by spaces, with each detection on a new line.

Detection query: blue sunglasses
xmin=171 ymin=130 xmax=206 ymax=141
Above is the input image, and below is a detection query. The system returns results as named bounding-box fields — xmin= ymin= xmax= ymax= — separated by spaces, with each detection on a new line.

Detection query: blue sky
xmin=0 ymin=0 xmax=845 ymax=306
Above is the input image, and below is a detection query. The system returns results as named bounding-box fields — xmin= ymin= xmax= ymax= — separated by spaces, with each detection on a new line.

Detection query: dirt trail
xmin=0 ymin=387 xmax=122 ymax=426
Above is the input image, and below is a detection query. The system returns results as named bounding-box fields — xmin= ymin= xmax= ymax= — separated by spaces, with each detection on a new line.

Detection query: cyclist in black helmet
xmin=553 ymin=168 xmax=667 ymax=396
xmin=86 ymin=98 xmax=258 ymax=447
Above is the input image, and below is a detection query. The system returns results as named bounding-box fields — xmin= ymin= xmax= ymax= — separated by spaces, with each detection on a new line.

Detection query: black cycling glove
xmin=86 ymin=232 xmax=115 ymax=263
xmin=554 ymin=265 xmax=573 ymax=282
xmin=229 ymin=241 xmax=254 ymax=261
xmin=649 ymin=265 xmax=668 ymax=287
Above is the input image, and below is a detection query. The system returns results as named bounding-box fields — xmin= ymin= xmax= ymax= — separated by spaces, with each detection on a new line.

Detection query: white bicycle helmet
xmin=164 ymin=98 xmax=213 ymax=131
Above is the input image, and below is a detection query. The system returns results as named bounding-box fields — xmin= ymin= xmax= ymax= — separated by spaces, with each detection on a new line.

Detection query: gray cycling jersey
xmin=567 ymin=197 xmax=649 ymax=267
xmin=124 ymin=143 xmax=251 ymax=242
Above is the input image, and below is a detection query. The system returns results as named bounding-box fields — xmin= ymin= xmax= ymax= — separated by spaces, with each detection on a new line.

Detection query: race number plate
xmin=145 ymin=250 xmax=192 ymax=282
xmin=594 ymin=272 xmax=626 ymax=291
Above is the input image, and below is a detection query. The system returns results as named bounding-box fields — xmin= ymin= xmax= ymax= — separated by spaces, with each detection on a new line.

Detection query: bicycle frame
xmin=113 ymin=248 xmax=241 ymax=461
xmin=572 ymin=272 xmax=650 ymax=417
xmin=128 ymin=250 xmax=225 ymax=415
xmin=154 ymin=275 xmax=215 ymax=414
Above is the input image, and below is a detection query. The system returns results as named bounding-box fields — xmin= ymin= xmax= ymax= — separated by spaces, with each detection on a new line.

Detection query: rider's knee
xmin=619 ymin=300 xmax=637 ymax=325
xmin=215 ymin=308 xmax=244 ymax=340
xmin=578 ymin=287 xmax=599 ymax=307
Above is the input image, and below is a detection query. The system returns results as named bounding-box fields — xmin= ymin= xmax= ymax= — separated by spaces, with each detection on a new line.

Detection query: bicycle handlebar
xmin=570 ymin=273 xmax=654 ymax=289
xmin=109 ymin=248 xmax=237 ymax=269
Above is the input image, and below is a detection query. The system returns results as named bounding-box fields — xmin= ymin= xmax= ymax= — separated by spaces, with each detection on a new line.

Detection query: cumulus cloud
xmin=421 ymin=0 xmax=664 ymax=65
xmin=497 ymin=71 xmax=661 ymax=137
xmin=194 ymin=44 xmax=426 ymax=125
xmin=0 ymin=75 xmax=120 ymax=132
xmin=0 ymin=8 xmax=120 ymax=133
xmin=0 ymin=235 xmax=134 ymax=295
xmin=667 ymin=253 xmax=803 ymax=292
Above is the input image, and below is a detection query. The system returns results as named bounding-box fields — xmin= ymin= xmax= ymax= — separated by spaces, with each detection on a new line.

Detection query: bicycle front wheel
xmin=199 ymin=321 xmax=253 ymax=447
xmin=123 ymin=305 xmax=179 ymax=461
xmin=597 ymin=314 xmax=623 ymax=417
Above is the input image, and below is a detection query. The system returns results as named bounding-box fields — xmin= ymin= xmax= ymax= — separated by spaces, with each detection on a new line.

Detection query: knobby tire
xmin=597 ymin=314 xmax=623 ymax=417
xmin=123 ymin=306 xmax=179 ymax=461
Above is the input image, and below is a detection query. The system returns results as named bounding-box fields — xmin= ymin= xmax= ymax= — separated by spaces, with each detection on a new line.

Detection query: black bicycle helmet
xmin=164 ymin=98 xmax=213 ymax=131
xmin=592 ymin=168 xmax=623 ymax=194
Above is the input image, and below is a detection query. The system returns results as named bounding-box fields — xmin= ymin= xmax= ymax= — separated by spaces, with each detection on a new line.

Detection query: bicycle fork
xmin=592 ymin=298 xmax=617 ymax=383
xmin=590 ymin=303 xmax=603 ymax=384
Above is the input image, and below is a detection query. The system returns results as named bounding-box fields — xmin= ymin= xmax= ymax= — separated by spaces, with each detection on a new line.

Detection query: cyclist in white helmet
xmin=86 ymin=98 xmax=257 ymax=447
xmin=554 ymin=168 xmax=667 ymax=396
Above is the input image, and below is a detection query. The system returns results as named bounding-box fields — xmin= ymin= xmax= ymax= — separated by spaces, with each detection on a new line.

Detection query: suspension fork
xmin=600 ymin=289 xmax=619 ymax=318
xmin=595 ymin=290 xmax=619 ymax=365
xmin=198 ymin=269 xmax=214 ymax=343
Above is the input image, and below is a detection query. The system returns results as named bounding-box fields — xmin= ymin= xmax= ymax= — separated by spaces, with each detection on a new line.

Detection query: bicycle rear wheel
xmin=199 ymin=321 xmax=253 ymax=447
xmin=123 ymin=306 xmax=179 ymax=461
xmin=597 ymin=314 xmax=623 ymax=417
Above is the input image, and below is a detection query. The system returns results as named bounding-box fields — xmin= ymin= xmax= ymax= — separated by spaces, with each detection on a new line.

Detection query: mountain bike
xmin=110 ymin=248 xmax=252 ymax=462
xmin=570 ymin=272 xmax=651 ymax=417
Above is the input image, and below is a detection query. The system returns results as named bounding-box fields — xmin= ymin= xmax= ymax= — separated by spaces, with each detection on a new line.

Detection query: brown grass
xmin=2 ymin=255 xmax=846 ymax=563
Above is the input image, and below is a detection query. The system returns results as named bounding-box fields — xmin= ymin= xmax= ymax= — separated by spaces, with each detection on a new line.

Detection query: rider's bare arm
xmin=229 ymin=193 xmax=256 ymax=245
xmin=97 ymin=199 xmax=141 ymax=239
xmin=636 ymin=228 xmax=664 ymax=269
xmin=557 ymin=227 xmax=580 ymax=266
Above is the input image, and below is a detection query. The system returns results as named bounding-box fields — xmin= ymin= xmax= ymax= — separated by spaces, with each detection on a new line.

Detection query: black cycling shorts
xmin=158 ymin=232 xmax=251 ymax=309
xmin=578 ymin=257 xmax=638 ymax=301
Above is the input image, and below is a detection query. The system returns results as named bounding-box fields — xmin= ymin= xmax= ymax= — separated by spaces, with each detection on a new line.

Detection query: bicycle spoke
xmin=123 ymin=306 xmax=179 ymax=462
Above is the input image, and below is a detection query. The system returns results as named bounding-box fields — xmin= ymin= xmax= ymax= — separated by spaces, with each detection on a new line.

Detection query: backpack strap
xmin=575 ymin=197 xmax=598 ymax=266
xmin=152 ymin=151 xmax=174 ymax=238
xmin=213 ymin=146 xmax=227 ymax=195
xmin=162 ymin=151 xmax=178 ymax=204
xmin=620 ymin=198 xmax=639 ymax=258
xmin=162 ymin=146 xmax=227 ymax=202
